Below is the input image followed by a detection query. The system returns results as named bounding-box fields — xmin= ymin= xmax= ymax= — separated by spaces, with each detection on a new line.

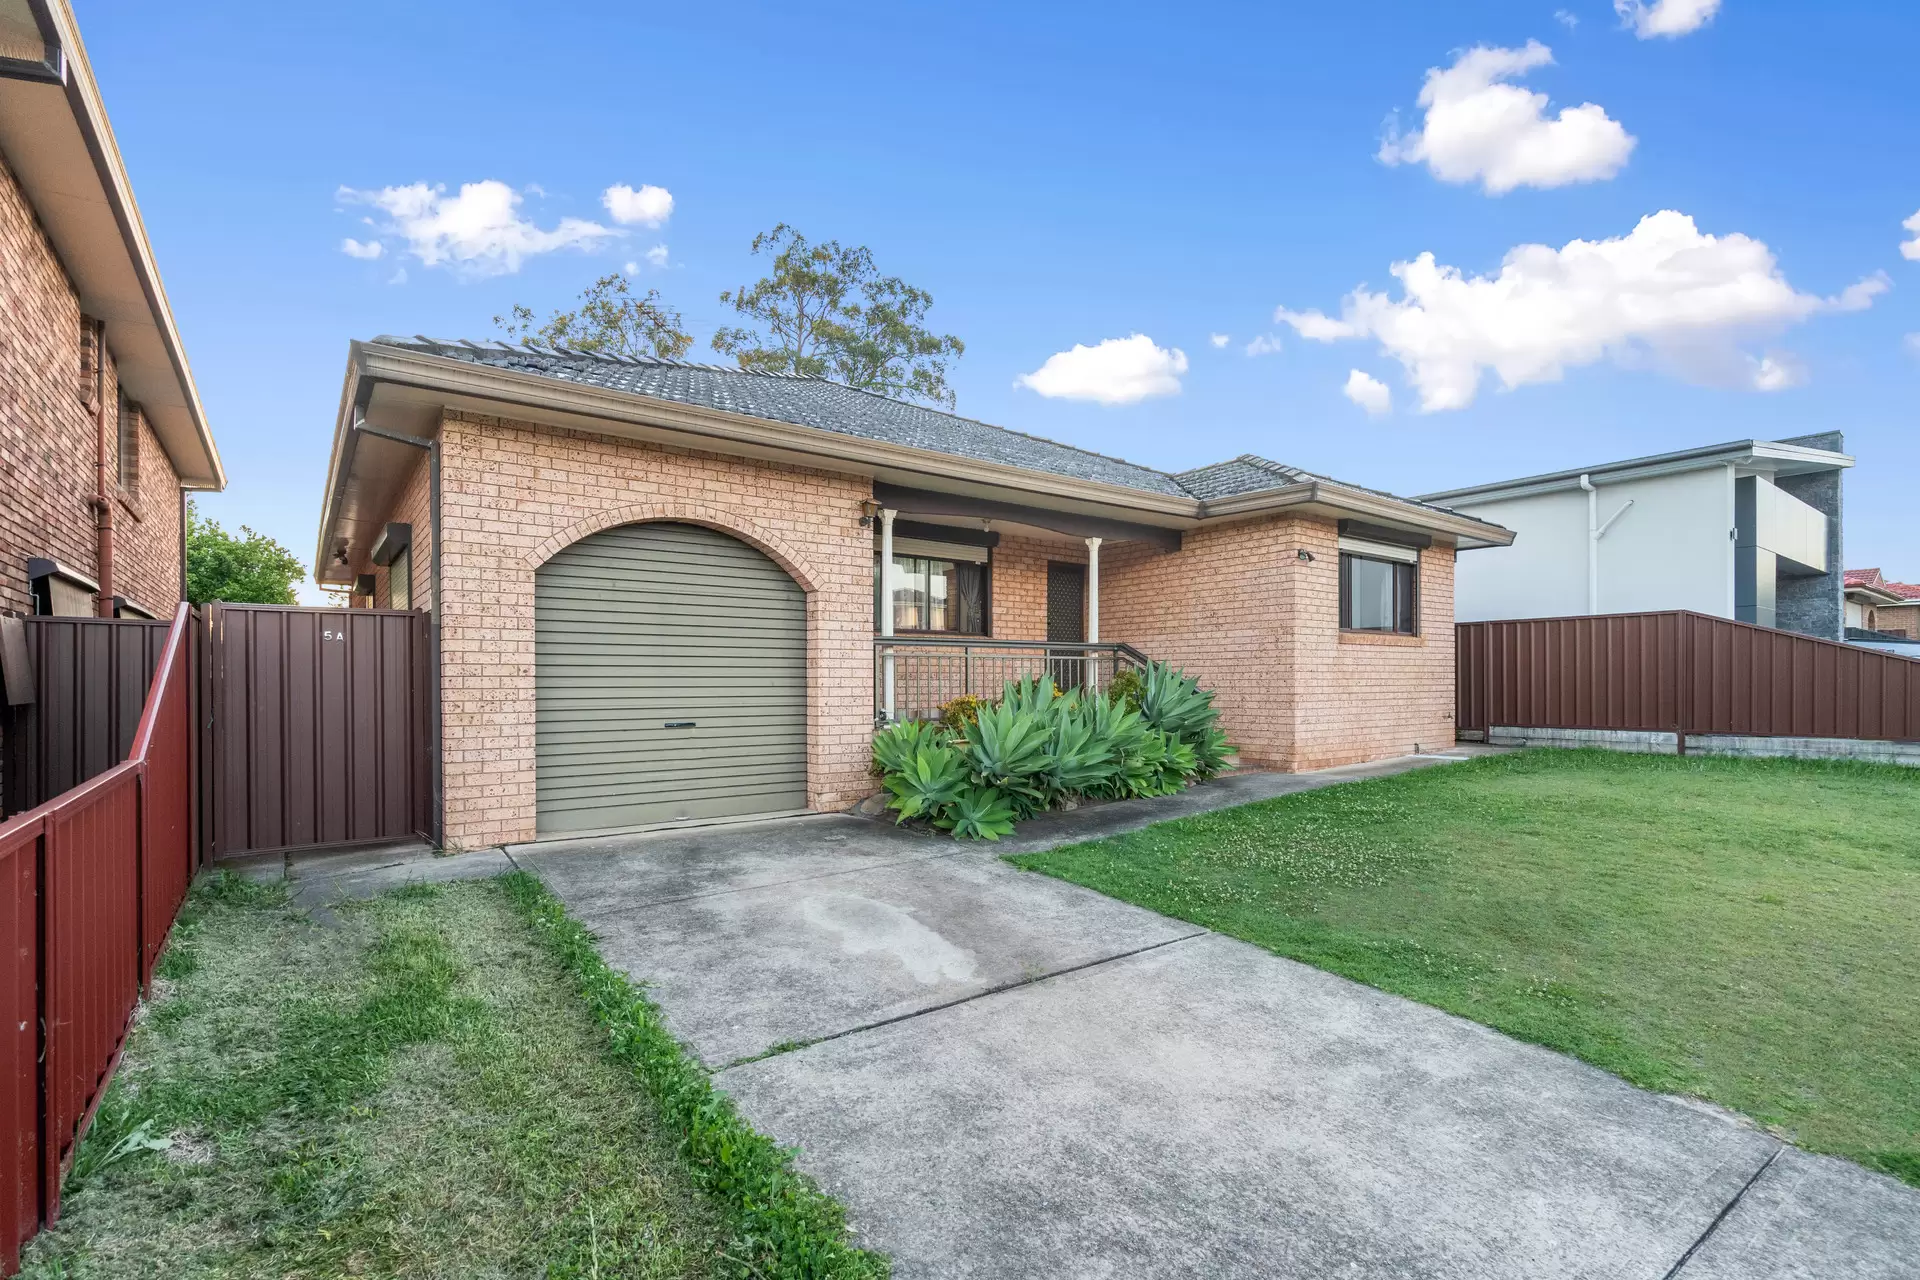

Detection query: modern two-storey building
xmin=1419 ymin=434 xmax=1851 ymax=641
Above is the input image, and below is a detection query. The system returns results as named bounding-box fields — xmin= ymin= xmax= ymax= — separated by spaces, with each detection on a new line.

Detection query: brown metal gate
xmin=205 ymin=604 xmax=432 ymax=859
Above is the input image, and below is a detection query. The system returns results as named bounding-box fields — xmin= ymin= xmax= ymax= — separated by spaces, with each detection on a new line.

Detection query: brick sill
xmin=1339 ymin=630 xmax=1424 ymax=647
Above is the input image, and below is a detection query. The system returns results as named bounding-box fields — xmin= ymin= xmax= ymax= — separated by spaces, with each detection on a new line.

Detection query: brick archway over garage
xmin=433 ymin=410 xmax=877 ymax=848
xmin=526 ymin=501 xmax=825 ymax=594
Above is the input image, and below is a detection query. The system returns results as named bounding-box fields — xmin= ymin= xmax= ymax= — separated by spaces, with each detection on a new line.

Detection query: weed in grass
xmin=1014 ymin=749 xmax=1920 ymax=1187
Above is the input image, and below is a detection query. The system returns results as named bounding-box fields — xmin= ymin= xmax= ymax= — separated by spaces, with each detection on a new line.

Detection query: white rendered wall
xmin=1451 ymin=467 xmax=1734 ymax=621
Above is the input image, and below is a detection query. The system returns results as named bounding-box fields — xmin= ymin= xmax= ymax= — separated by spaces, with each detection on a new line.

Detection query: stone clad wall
xmin=432 ymin=410 xmax=875 ymax=848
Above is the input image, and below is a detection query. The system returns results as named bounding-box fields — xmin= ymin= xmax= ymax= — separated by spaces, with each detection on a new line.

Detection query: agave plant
xmin=937 ymin=785 xmax=1017 ymax=840
xmin=872 ymin=719 xmax=948 ymax=778
xmin=959 ymin=698 xmax=1053 ymax=813
xmin=1137 ymin=661 xmax=1220 ymax=745
xmin=881 ymin=741 xmax=969 ymax=823
xmin=1045 ymin=706 xmax=1116 ymax=795
xmin=999 ymin=674 xmax=1063 ymax=720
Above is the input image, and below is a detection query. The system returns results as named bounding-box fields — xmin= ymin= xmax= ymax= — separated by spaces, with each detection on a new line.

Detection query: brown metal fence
xmin=1457 ymin=610 xmax=1920 ymax=743
xmin=1 ymin=603 xmax=196 ymax=1275
xmin=205 ymin=604 xmax=431 ymax=859
xmin=2 ymin=616 xmax=172 ymax=818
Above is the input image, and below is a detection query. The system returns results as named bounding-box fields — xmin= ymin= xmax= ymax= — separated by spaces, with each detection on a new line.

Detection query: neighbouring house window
xmin=389 ymin=546 xmax=411 ymax=611
xmin=116 ymin=392 xmax=141 ymax=492
xmin=874 ymin=543 xmax=988 ymax=635
xmin=1339 ymin=548 xmax=1418 ymax=635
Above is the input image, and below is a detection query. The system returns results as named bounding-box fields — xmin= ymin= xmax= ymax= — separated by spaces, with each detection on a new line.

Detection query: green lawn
xmin=1009 ymin=749 xmax=1920 ymax=1187
xmin=22 ymin=874 xmax=884 ymax=1279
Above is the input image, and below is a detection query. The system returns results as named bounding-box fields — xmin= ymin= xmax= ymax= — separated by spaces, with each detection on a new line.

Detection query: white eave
xmin=0 ymin=0 xmax=223 ymax=489
xmin=1416 ymin=439 xmax=1853 ymax=508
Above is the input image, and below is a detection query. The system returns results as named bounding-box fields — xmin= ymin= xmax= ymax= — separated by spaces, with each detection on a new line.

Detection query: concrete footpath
xmin=500 ymin=753 xmax=1920 ymax=1279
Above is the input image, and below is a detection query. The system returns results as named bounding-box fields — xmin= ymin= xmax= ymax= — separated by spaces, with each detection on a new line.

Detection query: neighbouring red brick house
xmin=1844 ymin=568 xmax=1920 ymax=639
xmin=0 ymin=0 xmax=225 ymax=621
xmin=316 ymin=337 xmax=1513 ymax=850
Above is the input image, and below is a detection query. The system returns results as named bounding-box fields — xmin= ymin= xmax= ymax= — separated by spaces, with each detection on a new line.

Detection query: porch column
xmin=1085 ymin=536 xmax=1102 ymax=690
xmin=880 ymin=507 xmax=897 ymax=722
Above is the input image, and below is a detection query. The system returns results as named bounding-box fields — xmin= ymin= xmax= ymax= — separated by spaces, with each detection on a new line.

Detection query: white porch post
xmin=880 ymin=508 xmax=897 ymax=722
xmin=1085 ymin=536 xmax=1102 ymax=690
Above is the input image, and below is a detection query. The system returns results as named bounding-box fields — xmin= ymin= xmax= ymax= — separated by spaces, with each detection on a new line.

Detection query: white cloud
xmin=603 ymin=183 xmax=674 ymax=227
xmin=1209 ymin=333 xmax=1231 ymax=348
xmin=623 ymin=261 xmax=640 ymax=275
xmin=340 ymin=237 xmax=384 ymax=260
xmin=1275 ymin=210 xmax=1883 ymax=411
xmin=1343 ymin=370 xmax=1393 ymax=416
xmin=1244 ymin=334 xmax=1283 ymax=356
xmin=1905 ymin=333 xmax=1920 ymax=359
xmin=1749 ymin=353 xmax=1804 ymax=392
xmin=1379 ymin=41 xmax=1636 ymax=194
xmin=1016 ymin=334 xmax=1188 ymax=405
xmin=387 ymin=267 xmax=408 ymax=286
xmin=646 ymin=243 xmax=670 ymax=268
xmin=1615 ymin=0 xmax=1721 ymax=39
xmin=1555 ymin=9 xmax=1579 ymax=28
xmin=336 ymin=180 xmax=616 ymax=276
xmin=1902 ymin=209 xmax=1920 ymax=262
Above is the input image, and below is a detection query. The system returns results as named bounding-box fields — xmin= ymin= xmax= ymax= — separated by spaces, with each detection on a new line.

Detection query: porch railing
xmin=873 ymin=637 xmax=1150 ymax=725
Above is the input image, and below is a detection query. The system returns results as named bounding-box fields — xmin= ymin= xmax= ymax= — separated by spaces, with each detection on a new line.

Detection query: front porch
xmin=869 ymin=484 xmax=1174 ymax=724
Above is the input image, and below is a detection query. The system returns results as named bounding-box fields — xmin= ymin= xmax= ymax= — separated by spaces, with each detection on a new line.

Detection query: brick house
xmin=0 ymin=0 xmax=225 ymax=619
xmin=315 ymin=337 xmax=1513 ymax=849
xmin=1844 ymin=568 xmax=1920 ymax=640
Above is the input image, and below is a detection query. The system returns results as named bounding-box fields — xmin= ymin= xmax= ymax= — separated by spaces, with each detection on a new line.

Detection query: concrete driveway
xmin=514 ymin=760 xmax=1920 ymax=1278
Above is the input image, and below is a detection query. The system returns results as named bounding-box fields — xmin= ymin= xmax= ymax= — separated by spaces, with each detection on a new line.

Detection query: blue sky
xmin=76 ymin=0 xmax=1919 ymax=598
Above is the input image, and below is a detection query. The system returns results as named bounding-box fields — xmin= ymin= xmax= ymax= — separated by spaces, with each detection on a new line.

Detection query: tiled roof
xmin=1845 ymin=568 xmax=1885 ymax=589
xmin=1887 ymin=582 xmax=1920 ymax=602
xmin=377 ymin=337 xmax=1190 ymax=497
xmin=370 ymin=339 xmax=1478 ymax=529
xmin=1171 ymin=455 xmax=1319 ymax=500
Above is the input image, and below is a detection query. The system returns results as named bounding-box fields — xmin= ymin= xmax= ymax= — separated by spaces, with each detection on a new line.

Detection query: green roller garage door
xmin=535 ymin=522 xmax=808 ymax=835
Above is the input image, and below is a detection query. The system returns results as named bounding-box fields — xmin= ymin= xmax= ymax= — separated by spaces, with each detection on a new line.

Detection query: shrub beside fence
xmin=1457 ymin=610 xmax=1920 ymax=746
xmin=0 ymin=603 xmax=196 ymax=1276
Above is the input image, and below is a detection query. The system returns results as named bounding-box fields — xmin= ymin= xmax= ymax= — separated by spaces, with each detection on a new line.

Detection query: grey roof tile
xmin=378 ymin=337 xmax=1190 ymax=497
xmin=371 ymin=339 xmax=1472 ymax=526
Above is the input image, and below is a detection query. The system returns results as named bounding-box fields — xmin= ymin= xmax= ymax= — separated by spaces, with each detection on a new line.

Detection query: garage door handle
xmin=664 ymin=721 xmax=696 ymax=729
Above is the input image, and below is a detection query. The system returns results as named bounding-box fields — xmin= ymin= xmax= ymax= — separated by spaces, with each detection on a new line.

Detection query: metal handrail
xmin=871 ymin=636 xmax=1149 ymax=724
xmin=873 ymin=635 xmax=1140 ymax=652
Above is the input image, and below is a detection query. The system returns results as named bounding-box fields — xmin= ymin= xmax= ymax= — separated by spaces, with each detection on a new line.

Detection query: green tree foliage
xmin=712 ymin=223 xmax=965 ymax=407
xmin=496 ymin=273 xmax=694 ymax=359
xmin=184 ymin=500 xmax=307 ymax=605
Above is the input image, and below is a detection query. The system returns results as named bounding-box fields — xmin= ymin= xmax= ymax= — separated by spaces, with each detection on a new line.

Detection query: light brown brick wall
xmin=433 ymin=410 xmax=875 ymax=848
xmin=1871 ymin=604 xmax=1919 ymax=639
xmin=1 ymin=149 xmax=182 ymax=615
xmin=364 ymin=453 xmax=432 ymax=610
xmin=1102 ymin=515 xmax=1457 ymax=770
xmin=991 ymin=532 xmax=1085 ymax=639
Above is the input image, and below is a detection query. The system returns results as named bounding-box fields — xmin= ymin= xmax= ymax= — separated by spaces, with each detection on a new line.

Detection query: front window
xmin=876 ymin=552 xmax=987 ymax=634
xmin=1340 ymin=551 xmax=1417 ymax=634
